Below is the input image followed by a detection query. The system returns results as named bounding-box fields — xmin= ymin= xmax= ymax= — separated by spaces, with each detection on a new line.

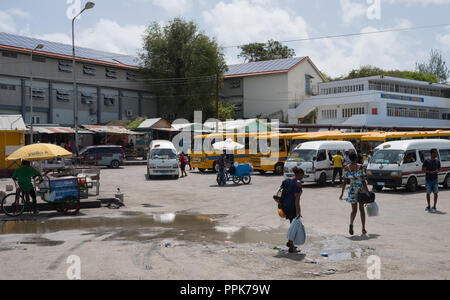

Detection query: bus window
xmin=317 ymin=150 xmax=327 ymax=162
xmin=439 ymin=149 xmax=450 ymax=162
xmin=279 ymin=139 xmax=286 ymax=153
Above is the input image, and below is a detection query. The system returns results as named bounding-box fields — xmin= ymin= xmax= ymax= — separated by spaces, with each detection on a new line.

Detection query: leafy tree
xmin=416 ymin=49 xmax=450 ymax=83
xmin=140 ymin=18 xmax=228 ymax=121
xmin=343 ymin=65 xmax=439 ymax=83
xmin=238 ymin=39 xmax=295 ymax=62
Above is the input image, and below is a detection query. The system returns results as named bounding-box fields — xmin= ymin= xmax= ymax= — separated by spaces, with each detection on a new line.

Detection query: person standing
xmin=332 ymin=151 xmax=344 ymax=185
xmin=423 ymin=149 xmax=441 ymax=212
xmin=339 ymin=153 xmax=369 ymax=236
xmin=343 ymin=150 xmax=351 ymax=167
xmin=281 ymin=167 xmax=304 ymax=253
xmin=180 ymin=153 xmax=188 ymax=178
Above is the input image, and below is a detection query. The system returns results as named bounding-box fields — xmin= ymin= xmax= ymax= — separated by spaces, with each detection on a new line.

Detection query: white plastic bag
xmin=287 ymin=217 xmax=306 ymax=246
xmin=366 ymin=202 xmax=379 ymax=217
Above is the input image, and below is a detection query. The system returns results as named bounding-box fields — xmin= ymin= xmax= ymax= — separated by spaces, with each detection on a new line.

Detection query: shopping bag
xmin=366 ymin=202 xmax=379 ymax=217
xmin=287 ymin=217 xmax=306 ymax=246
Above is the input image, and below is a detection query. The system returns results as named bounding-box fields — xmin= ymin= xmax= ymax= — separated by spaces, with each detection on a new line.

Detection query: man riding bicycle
xmin=11 ymin=160 xmax=42 ymax=214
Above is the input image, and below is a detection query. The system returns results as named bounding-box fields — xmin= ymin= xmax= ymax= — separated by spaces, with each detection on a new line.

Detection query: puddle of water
xmin=320 ymin=249 xmax=364 ymax=262
xmin=0 ymin=214 xmax=288 ymax=246
xmin=18 ymin=237 xmax=65 ymax=247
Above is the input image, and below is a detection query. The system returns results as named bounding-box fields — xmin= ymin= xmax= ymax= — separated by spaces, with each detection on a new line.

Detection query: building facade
xmin=221 ymin=57 xmax=325 ymax=122
xmin=0 ymin=32 xmax=157 ymax=127
xmin=288 ymin=76 xmax=450 ymax=129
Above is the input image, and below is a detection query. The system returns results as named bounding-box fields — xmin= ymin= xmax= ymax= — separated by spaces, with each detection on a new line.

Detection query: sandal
xmin=289 ymin=247 xmax=300 ymax=253
xmin=349 ymin=225 xmax=354 ymax=236
xmin=362 ymin=229 xmax=367 ymax=235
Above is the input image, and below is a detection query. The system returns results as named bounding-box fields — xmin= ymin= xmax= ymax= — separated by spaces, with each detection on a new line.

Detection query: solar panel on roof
xmin=0 ymin=32 xmax=139 ymax=67
xmin=225 ymin=57 xmax=306 ymax=76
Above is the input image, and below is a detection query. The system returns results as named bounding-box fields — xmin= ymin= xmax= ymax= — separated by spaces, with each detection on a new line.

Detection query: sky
xmin=1 ymin=0 xmax=450 ymax=78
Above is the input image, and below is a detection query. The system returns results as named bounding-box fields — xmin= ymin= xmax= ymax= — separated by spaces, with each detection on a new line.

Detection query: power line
xmin=223 ymin=23 xmax=450 ymax=48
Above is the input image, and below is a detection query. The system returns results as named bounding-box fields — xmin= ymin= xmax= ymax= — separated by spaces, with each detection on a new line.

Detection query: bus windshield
xmin=287 ymin=149 xmax=317 ymax=162
xmin=372 ymin=150 xmax=404 ymax=164
xmin=151 ymin=149 xmax=177 ymax=160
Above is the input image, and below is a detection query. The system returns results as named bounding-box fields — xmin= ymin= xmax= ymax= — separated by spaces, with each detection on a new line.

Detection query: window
xmin=439 ymin=149 xmax=450 ymax=162
xmin=32 ymin=88 xmax=45 ymax=100
xmin=403 ymin=151 xmax=417 ymax=164
xmin=81 ymin=92 xmax=94 ymax=104
xmin=305 ymin=75 xmax=312 ymax=95
xmin=126 ymin=71 xmax=137 ymax=81
xmin=317 ymin=150 xmax=327 ymax=162
xmin=230 ymin=80 xmax=241 ymax=89
xmin=419 ymin=150 xmax=431 ymax=162
xmin=83 ymin=65 xmax=96 ymax=76
xmin=58 ymin=61 xmax=72 ymax=73
xmin=2 ymin=51 xmax=17 ymax=58
xmin=32 ymin=116 xmax=40 ymax=124
xmin=106 ymin=68 xmax=117 ymax=79
xmin=1 ymin=84 xmax=16 ymax=91
xmin=279 ymin=139 xmax=286 ymax=153
xmin=104 ymin=95 xmax=115 ymax=106
xmin=56 ymin=90 xmax=71 ymax=102
xmin=32 ymin=56 xmax=46 ymax=63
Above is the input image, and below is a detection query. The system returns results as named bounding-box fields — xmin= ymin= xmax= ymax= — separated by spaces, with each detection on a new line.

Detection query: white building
xmin=288 ymin=76 xmax=450 ymax=129
xmin=221 ymin=57 xmax=325 ymax=122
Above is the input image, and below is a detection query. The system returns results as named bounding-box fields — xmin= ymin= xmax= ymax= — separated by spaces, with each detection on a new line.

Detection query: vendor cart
xmin=37 ymin=176 xmax=82 ymax=215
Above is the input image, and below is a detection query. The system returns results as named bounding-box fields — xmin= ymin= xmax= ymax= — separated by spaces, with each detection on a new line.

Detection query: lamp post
xmin=72 ymin=1 xmax=95 ymax=154
xmin=30 ymin=44 xmax=44 ymax=144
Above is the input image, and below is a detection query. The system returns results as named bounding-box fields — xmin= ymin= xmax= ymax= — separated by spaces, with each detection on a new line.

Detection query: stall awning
xmin=82 ymin=125 xmax=133 ymax=134
xmin=32 ymin=126 xmax=75 ymax=134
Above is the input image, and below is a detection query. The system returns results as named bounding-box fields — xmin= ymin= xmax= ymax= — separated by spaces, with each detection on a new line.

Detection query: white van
xmin=284 ymin=141 xmax=356 ymax=186
xmin=367 ymin=139 xmax=450 ymax=192
xmin=147 ymin=140 xmax=179 ymax=179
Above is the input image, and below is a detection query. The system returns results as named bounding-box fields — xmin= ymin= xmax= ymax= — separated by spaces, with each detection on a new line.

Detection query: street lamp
xmin=72 ymin=1 xmax=95 ymax=154
xmin=30 ymin=43 xmax=44 ymax=144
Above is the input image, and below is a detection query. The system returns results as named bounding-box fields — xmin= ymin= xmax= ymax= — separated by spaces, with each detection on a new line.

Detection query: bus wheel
xmin=274 ymin=163 xmax=284 ymax=175
xmin=406 ymin=177 xmax=418 ymax=193
xmin=443 ymin=174 xmax=450 ymax=189
xmin=318 ymin=173 xmax=327 ymax=187
xmin=198 ymin=168 xmax=206 ymax=174
xmin=373 ymin=185 xmax=383 ymax=192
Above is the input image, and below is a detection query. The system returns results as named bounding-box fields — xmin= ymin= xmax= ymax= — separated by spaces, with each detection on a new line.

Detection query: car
xmin=77 ymin=145 xmax=125 ymax=169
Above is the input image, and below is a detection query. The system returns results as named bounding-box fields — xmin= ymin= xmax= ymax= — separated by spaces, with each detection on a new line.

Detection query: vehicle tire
xmin=198 ymin=168 xmax=206 ymax=174
xmin=1 ymin=193 xmax=25 ymax=217
xmin=406 ymin=177 xmax=418 ymax=193
xmin=274 ymin=163 xmax=284 ymax=176
xmin=242 ymin=176 xmax=252 ymax=185
xmin=232 ymin=176 xmax=241 ymax=185
xmin=443 ymin=174 xmax=450 ymax=189
xmin=258 ymin=170 xmax=266 ymax=175
xmin=318 ymin=173 xmax=327 ymax=187
xmin=373 ymin=185 xmax=383 ymax=192
xmin=60 ymin=196 xmax=80 ymax=216
xmin=110 ymin=160 xmax=120 ymax=169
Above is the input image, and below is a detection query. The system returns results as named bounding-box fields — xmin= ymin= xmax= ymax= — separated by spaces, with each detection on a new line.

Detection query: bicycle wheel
xmin=1 ymin=193 xmax=26 ymax=217
xmin=60 ymin=196 xmax=80 ymax=216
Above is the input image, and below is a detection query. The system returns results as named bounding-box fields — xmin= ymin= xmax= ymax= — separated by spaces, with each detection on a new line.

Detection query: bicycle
xmin=1 ymin=179 xmax=40 ymax=217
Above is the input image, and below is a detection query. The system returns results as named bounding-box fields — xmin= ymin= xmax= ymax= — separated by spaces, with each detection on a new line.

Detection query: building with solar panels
xmin=221 ymin=57 xmax=325 ymax=122
xmin=0 ymin=32 xmax=157 ymax=127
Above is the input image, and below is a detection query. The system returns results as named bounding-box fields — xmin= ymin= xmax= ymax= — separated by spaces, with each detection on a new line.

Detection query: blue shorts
xmin=426 ymin=180 xmax=439 ymax=195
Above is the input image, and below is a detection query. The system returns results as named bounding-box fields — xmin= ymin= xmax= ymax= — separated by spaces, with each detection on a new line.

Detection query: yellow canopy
xmin=6 ymin=143 xmax=73 ymax=162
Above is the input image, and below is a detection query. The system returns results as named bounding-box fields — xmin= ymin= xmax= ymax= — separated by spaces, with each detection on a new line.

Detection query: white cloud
xmin=0 ymin=8 xmax=30 ymax=33
xmin=151 ymin=0 xmax=193 ymax=14
xmin=386 ymin=0 xmax=450 ymax=6
xmin=339 ymin=0 xmax=368 ymax=24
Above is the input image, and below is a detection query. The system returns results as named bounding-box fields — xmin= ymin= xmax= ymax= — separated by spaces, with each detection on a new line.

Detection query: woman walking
xmin=180 ymin=153 xmax=188 ymax=178
xmin=339 ymin=152 xmax=369 ymax=236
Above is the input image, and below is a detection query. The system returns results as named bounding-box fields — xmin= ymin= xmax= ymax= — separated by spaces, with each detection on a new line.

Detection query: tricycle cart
xmin=217 ymin=163 xmax=253 ymax=186
xmin=38 ymin=176 xmax=81 ymax=215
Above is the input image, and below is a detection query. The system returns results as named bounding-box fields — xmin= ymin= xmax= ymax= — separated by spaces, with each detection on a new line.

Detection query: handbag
xmin=357 ymin=191 xmax=375 ymax=204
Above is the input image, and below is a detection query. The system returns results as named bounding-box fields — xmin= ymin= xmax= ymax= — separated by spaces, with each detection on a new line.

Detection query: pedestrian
xmin=423 ymin=149 xmax=441 ymax=212
xmin=217 ymin=152 xmax=227 ymax=183
xmin=332 ymin=151 xmax=344 ymax=185
xmin=363 ymin=150 xmax=374 ymax=169
xmin=339 ymin=152 xmax=369 ymax=236
xmin=343 ymin=150 xmax=351 ymax=166
xmin=280 ymin=167 xmax=304 ymax=253
xmin=11 ymin=160 xmax=42 ymax=214
xmin=180 ymin=152 xmax=188 ymax=178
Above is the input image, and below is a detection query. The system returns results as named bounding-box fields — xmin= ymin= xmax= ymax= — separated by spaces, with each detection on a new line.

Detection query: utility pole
xmin=216 ymin=73 xmax=219 ymax=133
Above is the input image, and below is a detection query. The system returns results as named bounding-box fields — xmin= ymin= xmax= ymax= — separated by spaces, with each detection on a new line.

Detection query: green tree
xmin=140 ymin=18 xmax=228 ymax=121
xmin=238 ymin=39 xmax=295 ymax=62
xmin=416 ymin=49 xmax=450 ymax=83
xmin=343 ymin=65 xmax=439 ymax=83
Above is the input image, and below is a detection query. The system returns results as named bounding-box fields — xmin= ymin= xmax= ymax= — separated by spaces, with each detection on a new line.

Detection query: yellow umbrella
xmin=6 ymin=143 xmax=73 ymax=162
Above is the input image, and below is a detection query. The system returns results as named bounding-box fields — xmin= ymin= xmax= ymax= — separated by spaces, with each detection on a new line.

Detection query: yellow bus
xmin=190 ymin=132 xmax=268 ymax=173
xmin=250 ymin=132 xmax=325 ymax=175
xmin=362 ymin=131 xmax=450 ymax=149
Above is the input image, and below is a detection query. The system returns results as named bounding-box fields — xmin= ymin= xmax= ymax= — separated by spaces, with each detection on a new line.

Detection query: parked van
xmin=147 ymin=140 xmax=179 ymax=179
xmin=284 ymin=141 xmax=356 ymax=186
xmin=366 ymin=139 xmax=450 ymax=192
